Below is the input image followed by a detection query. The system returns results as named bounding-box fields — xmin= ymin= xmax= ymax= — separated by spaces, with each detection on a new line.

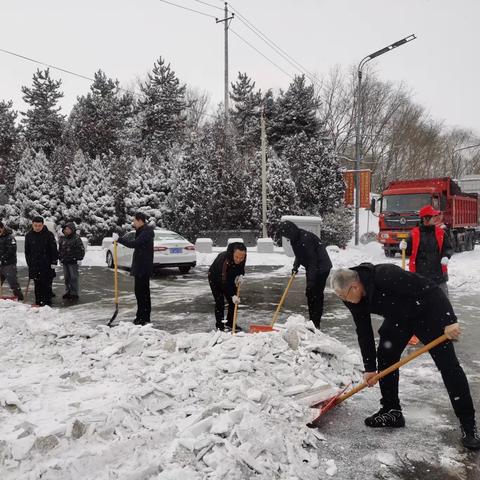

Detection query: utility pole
xmin=261 ymin=108 xmax=267 ymax=238
xmin=216 ymin=3 xmax=234 ymax=130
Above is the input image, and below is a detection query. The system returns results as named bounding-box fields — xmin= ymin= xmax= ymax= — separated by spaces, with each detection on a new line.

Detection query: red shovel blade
xmin=306 ymin=384 xmax=350 ymax=428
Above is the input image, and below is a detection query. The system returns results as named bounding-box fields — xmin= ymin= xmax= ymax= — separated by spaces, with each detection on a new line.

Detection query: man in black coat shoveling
xmin=0 ymin=220 xmax=24 ymax=300
xmin=25 ymin=216 xmax=58 ymax=307
xmin=279 ymin=221 xmax=332 ymax=329
xmin=58 ymin=222 xmax=85 ymax=301
xmin=208 ymin=242 xmax=246 ymax=331
xmin=113 ymin=212 xmax=154 ymax=325
xmin=330 ymin=263 xmax=480 ymax=451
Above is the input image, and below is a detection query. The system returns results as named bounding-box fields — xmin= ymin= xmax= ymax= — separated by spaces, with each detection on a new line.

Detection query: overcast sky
xmin=1 ymin=0 xmax=479 ymax=135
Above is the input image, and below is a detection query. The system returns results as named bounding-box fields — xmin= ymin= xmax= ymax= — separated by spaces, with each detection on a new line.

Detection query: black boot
xmin=365 ymin=407 xmax=405 ymax=428
xmin=461 ymin=422 xmax=480 ymax=450
xmin=14 ymin=290 xmax=24 ymax=301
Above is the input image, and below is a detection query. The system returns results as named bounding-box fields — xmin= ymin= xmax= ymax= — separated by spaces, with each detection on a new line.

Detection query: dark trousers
xmin=134 ymin=275 xmax=151 ymax=323
xmin=209 ymin=280 xmax=234 ymax=328
xmin=0 ymin=264 xmax=23 ymax=299
xmin=377 ymin=312 xmax=475 ymax=426
xmin=33 ymin=269 xmax=54 ymax=306
xmin=63 ymin=263 xmax=79 ymax=296
xmin=305 ymin=270 xmax=330 ymax=329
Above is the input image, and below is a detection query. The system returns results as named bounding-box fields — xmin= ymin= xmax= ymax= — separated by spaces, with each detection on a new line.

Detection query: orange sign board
xmin=343 ymin=170 xmax=371 ymax=208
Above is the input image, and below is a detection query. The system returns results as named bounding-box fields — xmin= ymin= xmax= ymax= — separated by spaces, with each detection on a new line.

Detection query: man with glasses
xmin=399 ymin=205 xmax=453 ymax=296
xmin=330 ymin=264 xmax=479 ymax=451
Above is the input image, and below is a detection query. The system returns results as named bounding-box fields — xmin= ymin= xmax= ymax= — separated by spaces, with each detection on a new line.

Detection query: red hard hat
xmin=419 ymin=205 xmax=440 ymax=218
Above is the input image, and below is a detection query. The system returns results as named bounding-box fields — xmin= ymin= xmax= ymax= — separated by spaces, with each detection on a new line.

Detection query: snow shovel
xmin=306 ymin=333 xmax=449 ymax=428
xmin=107 ymin=241 xmax=119 ymax=327
xmin=231 ymin=284 xmax=241 ymax=335
xmin=249 ymin=272 xmax=296 ymax=333
xmin=0 ymin=278 xmax=17 ymax=301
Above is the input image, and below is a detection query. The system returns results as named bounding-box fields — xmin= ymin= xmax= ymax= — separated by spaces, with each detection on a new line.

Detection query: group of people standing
xmin=0 ymin=216 xmax=85 ymax=306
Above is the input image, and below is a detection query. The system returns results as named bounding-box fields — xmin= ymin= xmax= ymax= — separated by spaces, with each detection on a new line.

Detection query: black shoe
xmin=63 ymin=293 xmax=71 ymax=299
xmin=216 ymin=322 xmax=226 ymax=331
xmin=365 ymin=408 xmax=405 ymax=428
xmin=70 ymin=295 xmax=79 ymax=301
xmin=14 ymin=291 xmax=24 ymax=301
xmin=133 ymin=318 xmax=142 ymax=325
xmin=461 ymin=423 xmax=480 ymax=450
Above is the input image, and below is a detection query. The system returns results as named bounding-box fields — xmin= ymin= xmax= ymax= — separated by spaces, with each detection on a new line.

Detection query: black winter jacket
xmin=59 ymin=224 xmax=85 ymax=265
xmin=208 ymin=242 xmax=246 ymax=300
xmin=281 ymin=221 xmax=332 ymax=287
xmin=343 ymin=263 xmax=456 ymax=372
xmin=0 ymin=227 xmax=17 ymax=266
xmin=25 ymin=226 xmax=58 ymax=278
xmin=118 ymin=225 xmax=154 ymax=277
xmin=405 ymin=224 xmax=453 ymax=284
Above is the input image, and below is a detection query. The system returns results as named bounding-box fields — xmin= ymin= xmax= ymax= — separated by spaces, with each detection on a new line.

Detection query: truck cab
xmin=376 ymin=177 xmax=478 ymax=257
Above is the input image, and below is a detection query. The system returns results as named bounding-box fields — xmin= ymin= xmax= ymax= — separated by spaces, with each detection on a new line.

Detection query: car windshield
xmin=155 ymin=232 xmax=186 ymax=242
xmin=382 ymin=194 xmax=432 ymax=213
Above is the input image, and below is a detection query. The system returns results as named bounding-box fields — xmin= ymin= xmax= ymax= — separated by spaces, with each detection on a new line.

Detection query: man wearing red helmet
xmin=400 ymin=205 xmax=453 ymax=296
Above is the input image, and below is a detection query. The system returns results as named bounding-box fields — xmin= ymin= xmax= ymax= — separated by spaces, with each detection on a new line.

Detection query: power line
xmin=190 ymin=0 xmax=223 ymax=12
xmin=0 ymin=47 xmax=140 ymax=98
xmin=226 ymin=1 xmax=319 ymax=86
xmin=230 ymin=28 xmax=294 ymax=80
xmin=158 ymin=0 xmax=216 ymax=18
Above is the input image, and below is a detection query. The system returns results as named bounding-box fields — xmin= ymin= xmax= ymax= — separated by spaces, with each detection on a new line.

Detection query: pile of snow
xmin=0 ymin=302 xmax=362 ymax=479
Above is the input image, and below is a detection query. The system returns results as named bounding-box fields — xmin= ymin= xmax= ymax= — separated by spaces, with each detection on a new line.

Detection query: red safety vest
xmin=408 ymin=226 xmax=447 ymax=274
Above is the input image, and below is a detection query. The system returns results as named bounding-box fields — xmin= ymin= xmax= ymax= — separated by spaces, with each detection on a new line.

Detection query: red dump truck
xmin=372 ymin=177 xmax=479 ymax=257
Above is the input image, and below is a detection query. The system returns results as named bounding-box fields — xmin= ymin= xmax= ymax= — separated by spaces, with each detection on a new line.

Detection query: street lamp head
xmin=360 ymin=34 xmax=417 ymax=69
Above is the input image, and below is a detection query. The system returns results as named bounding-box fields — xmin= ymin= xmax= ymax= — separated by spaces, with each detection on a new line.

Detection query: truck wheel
xmin=106 ymin=251 xmax=114 ymax=268
xmin=179 ymin=266 xmax=191 ymax=274
xmin=384 ymin=249 xmax=395 ymax=258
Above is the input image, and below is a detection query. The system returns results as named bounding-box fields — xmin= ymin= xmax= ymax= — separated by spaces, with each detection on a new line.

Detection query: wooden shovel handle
xmin=271 ymin=273 xmax=296 ymax=327
xmin=113 ymin=241 xmax=119 ymax=305
xmin=232 ymin=283 xmax=241 ymax=335
xmin=337 ymin=333 xmax=449 ymax=405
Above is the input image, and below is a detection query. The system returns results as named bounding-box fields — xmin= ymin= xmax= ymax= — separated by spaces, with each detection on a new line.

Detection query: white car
xmin=105 ymin=228 xmax=196 ymax=274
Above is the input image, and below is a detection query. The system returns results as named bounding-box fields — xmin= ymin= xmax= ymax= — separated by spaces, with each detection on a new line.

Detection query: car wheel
xmin=106 ymin=251 xmax=114 ymax=268
xmin=179 ymin=266 xmax=191 ymax=274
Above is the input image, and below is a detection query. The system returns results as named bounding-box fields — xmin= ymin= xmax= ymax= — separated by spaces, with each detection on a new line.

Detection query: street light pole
xmin=452 ymin=143 xmax=480 ymax=178
xmin=354 ymin=34 xmax=417 ymax=245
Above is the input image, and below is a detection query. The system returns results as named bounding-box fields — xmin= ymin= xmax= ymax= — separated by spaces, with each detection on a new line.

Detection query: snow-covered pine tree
xmin=4 ymin=149 xmax=59 ymax=232
xmin=69 ymin=70 xmax=131 ymax=158
xmin=269 ymin=75 xmax=321 ymax=153
xmin=229 ymin=72 xmax=263 ymax=155
xmin=168 ymin=133 xmax=219 ymax=240
xmin=0 ymin=100 xmax=20 ymax=187
xmin=320 ymin=206 xmax=354 ymax=248
xmin=247 ymin=147 xmax=300 ymax=239
xmin=123 ymin=158 xmax=166 ymax=228
xmin=138 ymin=57 xmax=187 ymax=162
xmin=63 ymin=152 xmax=116 ymax=243
xmin=63 ymin=149 xmax=90 ymax=224
xmin=265 ymin=150 xmax=300 ymax=238
xmin=282 ymin=132 xmax=344 ymax=216
xmin=21 ymin=69 xmax=65 ymax=157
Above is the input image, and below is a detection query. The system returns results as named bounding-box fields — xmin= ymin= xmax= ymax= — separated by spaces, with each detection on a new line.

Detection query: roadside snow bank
xmin=0 ymin=301 xmax=362 ymax=480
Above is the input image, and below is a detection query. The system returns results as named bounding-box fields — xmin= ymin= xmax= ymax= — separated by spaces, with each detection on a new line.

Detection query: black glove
xmin=291 ymin=267 xmax=299 ymax=275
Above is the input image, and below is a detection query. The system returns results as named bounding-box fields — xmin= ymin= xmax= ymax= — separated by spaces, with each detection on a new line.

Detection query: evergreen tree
xmin=282 ymin=132 xmax=344 ymax=215
xmin=229 ymin=72 xmax=263 ymax=154
xmin=138 ymin=57 xmax=187 ymax=161
xmin=0 ymin=100 xmax=20 ymax=187
xmin=4 ymin=149 xmax=59 ymax=231
xmin=64 ymin=152 xmax=116 ymax=243
xmin=123 ymin=158 xmax=166 ymax=228
xmin=21 ymin=69 xmax=65 ymax=157
xmin=69 ymin=70 xmax=131 ymax=158
xmin=320 ymin=206 xmax=354 ymax=248
xmin=168 ymin=133 xmax=219 ymax=240
xmin=269 ymin=75 xmax=321 ymax=153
